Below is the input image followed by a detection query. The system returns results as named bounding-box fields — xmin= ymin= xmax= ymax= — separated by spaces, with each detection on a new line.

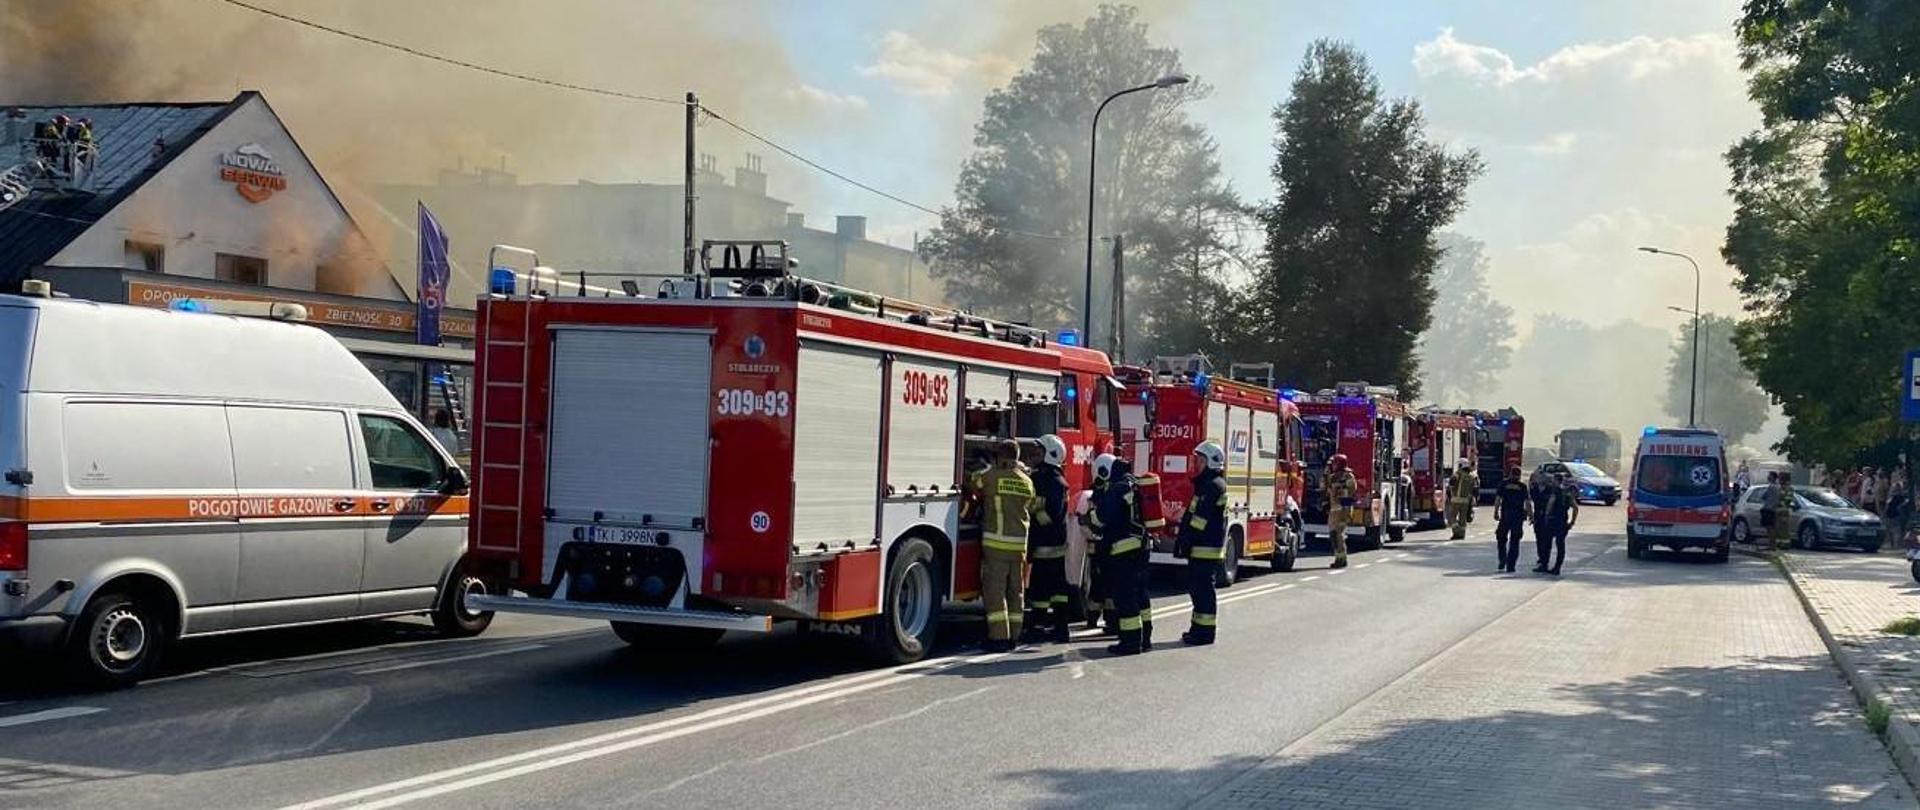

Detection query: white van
xmin=1625 ymin=427 xmax=1731 ymax=562
xmin=0 ymin=293 xmax=489 ymax=686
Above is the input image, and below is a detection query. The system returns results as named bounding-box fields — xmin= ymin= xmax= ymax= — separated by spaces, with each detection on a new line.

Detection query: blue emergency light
xmin=1643 ymin=425 xmax=1658 ymax=437
xmin=489 ymin=267 xmax=517 ymax=296
xmin=168 ymin=298 xmax=209 ymax=313
xmin=1192 ymin=372 xmax=1211 ymax=394
xmin=1056 ymin=329 xmax=1080 ymax=347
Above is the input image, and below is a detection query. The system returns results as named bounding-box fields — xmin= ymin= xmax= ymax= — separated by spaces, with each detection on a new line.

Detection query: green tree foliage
xmin=1246 ymin=41 xmax=1483 ymax=397
xmin=1662 ymin=313 xmax=1770 ymax=445
xmin=921 ymin=5 xmax=1238 ymax=359
xmin=1417 ymin=234 xmax=1514 ymax=406
xmin=1725 ymin=1 xmax=1920 ymax=464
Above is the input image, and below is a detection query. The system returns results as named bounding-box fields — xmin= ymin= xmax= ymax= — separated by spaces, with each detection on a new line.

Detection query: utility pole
xmin=683 ymin=91 xmax=698 ymax=278
xmin=1110 ymin=234 xmax=1125 ymax=359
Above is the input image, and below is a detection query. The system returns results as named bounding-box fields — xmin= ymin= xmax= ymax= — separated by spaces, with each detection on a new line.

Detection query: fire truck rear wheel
xmin=1274 ymin=527 xmax=1299 ymax=573
xmin=1215 ymin=535 xmax=1242 ymax=588
xmin=867 ymin=536 xmax=939 ymax=665
xmin=610 ymin=622 xmax=725 ymax=651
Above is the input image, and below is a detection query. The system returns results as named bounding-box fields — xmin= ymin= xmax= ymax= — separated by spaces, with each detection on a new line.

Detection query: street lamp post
xmin=1667 ymin=305 xmax=1707 ymax=428
xmin=1083 ymin=74 xmax=1190 ymax=350
xmin=1641 ymin=246 xmax=1702 ymax=426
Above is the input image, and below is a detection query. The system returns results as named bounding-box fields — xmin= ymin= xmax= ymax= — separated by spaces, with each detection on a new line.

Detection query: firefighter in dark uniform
xmin=1022 ymin=435 xmax=1073 ymax=644
xmin=1096 ymin=454 xmax=1152 ymax=656
xmin=1536 ymin=469 xmax=1580 ymax=575
xmin=1179 ymin=441 xmax=1230 ymax=646
xmin=1082 ymin=456 xmax=1114 ymax=633
xmin=1493 ymin=465 xmax=1530 ymax=572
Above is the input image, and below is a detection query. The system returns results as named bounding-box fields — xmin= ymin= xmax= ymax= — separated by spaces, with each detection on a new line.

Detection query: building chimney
xmin=786 ymin=213 xmax=805 ymax=229
xmin=734 ymin=153 xmax=768 ymax=197
xmin=835 ymin=215 xmax=866 ymax=241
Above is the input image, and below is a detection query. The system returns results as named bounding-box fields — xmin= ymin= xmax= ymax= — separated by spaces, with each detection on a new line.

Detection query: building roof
xmin=0 ymin=94 xmax=248 ymax=288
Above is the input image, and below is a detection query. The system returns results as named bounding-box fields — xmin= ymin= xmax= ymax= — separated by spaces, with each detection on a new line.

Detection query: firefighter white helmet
xmin=1093 ymin=453 xmax=1117 ymax=482
xmin=1193 ymin=441 xmax=1227 ymax=471
xmin=1039 ymin=434 xmax=1068 ymax=466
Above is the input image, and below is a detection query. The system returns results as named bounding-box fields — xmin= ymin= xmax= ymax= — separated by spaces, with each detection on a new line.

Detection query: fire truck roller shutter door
xmin=1251 ymin=410 xmax=1279 ymax=519
xmin=888 ymin=358 xmax=960 ymax=496
xmin=1013 ymin=374 xmax=1056 ymax=406
xmin=546 ymin=329 xmax=713 ymax=530
xmin=793 ymin=345 xmax=884 ymax=548
xmin=962 ymin=366 xmax=1013 ymax=412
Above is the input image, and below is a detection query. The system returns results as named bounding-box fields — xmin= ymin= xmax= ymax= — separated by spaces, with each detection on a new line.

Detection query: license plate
xmin=577 ymin=525 xmax=662 ymax=545
xmin=1637 ymin=523 xmax=1674 ymax=535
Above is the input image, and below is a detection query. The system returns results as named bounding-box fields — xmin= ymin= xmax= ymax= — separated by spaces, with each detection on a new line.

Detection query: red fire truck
xmin=1410 ymin=410 xmax=1476 ymax=528
xmin=1294 ymin=383 xmax=1415 ymax=549
xmin=1120 ymin=356 xmax=1305 ymax=581
xmin=463 ymin=240 xmax=1120 ymax=663
xmin=1458 ymin=408 xmax=1525 ymax=504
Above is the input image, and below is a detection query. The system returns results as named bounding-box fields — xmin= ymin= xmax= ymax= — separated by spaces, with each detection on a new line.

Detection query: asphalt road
xmin=0 ymin=508 xmax=1832 ymax=809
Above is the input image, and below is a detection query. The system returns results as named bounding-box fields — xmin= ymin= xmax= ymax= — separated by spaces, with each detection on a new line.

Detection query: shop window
xmin=123 ymin=240 xmax=164 ymax=273
xmin=215 ymin=252 xmax=267 ymax=285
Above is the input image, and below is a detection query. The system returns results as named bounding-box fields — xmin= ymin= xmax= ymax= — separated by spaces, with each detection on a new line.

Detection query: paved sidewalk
xmin=1199 ymin=540 xmax=1914 ymax=809
xmin=1777 ymin=549 xmax=1920 ymax=783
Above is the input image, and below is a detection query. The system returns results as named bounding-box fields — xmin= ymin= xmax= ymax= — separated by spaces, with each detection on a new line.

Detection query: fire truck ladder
xmin=0 ymin=138 xmax=98 ymax=214
xmin=473 ymin=245 xmax=542 ymax=561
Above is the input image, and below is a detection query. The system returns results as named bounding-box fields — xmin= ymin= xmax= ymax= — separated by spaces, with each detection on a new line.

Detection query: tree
xmin=1662 ymin=313 xmax=1769 ymax=445
xmin=921 ymin=4 xmax=1240 ymax=360
xmin=1248 ymin=41 xmax=1483 ymax=397
xmin=1416 ymin=234 xmax=1513 ymax=406
xmin=1725 ymin=1 xmax=1920 ymax=465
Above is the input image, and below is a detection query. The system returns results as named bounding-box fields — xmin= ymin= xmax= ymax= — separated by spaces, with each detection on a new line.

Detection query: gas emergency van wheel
xmin=867 ymin=537 xmax=938 ymax=665
xmin=431 ymin=565 xmax=495 ymax=638
xmin=1730 ymin=518 xmax=1751 ymax=545
xmin=610 ymin=622 xmax=725 ymax=651
xmin=65 ymin=589 xmax=171 ymax=689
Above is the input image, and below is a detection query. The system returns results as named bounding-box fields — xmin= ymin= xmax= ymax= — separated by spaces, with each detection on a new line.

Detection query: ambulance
xmin=0 ymin=287 xmax=487 ymax=686
xmin=1625 ymin=426 xmax=1731 ymax=562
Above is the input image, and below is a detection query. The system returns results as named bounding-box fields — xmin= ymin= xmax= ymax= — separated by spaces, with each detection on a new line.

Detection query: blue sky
xmin=714 ymin=1 xmax=1756 ymax=337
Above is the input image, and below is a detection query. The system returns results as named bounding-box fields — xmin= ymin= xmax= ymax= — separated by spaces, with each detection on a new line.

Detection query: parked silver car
xmin=1730 ymin=484 xmax=1883 ymax=551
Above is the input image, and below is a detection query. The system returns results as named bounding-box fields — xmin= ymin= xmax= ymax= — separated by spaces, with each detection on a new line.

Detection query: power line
xmin=212 ymin=0 xmax=1074 ymax=243
xmin=214 ymin=0 xmax=682 ymax=106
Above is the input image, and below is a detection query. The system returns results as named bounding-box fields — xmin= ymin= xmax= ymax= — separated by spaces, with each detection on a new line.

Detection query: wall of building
xmin=47 ymin=95 xmax=397 ymax=300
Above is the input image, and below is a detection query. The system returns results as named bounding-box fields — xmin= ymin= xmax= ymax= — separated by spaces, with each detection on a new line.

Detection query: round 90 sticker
xmin=750 ymin=511 xmax=772 ymax=533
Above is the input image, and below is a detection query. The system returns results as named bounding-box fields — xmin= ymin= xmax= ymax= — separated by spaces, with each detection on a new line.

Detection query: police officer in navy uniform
xmin=1536 ymin=470 xmax=1580 ymax=575
xmin=1022 ymin=435 xmax=1073 ymax=644
xmin=1097 ymin=454 xmax=1152 ymax=656
xmin=1179 ymin=441 xmax=1230 ymax=645
xmin=1493 ymin=465 xmax=1530 ymax=572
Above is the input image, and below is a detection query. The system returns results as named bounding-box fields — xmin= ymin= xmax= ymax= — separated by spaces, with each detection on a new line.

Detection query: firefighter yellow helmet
xmin=1193 ymin=441 xmax=1226 ymax=471
xmin=1039 ymin=434 xmax=1068 ymax=466
xmin=1093 ymin=453 xmax=1117 ymax=481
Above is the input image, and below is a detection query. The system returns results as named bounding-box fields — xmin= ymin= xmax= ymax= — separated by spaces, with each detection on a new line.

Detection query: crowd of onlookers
xmin=1821 ymin=464 xmax=1910 ymax=536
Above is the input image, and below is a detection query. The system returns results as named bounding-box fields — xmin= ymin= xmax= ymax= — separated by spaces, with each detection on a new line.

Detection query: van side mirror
xmin=442 ymin=465 xmax=471 ymax=495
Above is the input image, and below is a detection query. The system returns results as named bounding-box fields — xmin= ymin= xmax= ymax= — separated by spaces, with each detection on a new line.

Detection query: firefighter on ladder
xmin=1326 ymin=454 xmax=1358 ymax=569
xmin=1448 ymin=458 xmax=1479 ymax=540
xmin=978 ymin=439 xmax=1038 ymax=653
xmin=1178 ymin=441 xmax=1230 ymax=646
xmin=1095 ymin=453 xmax=1153 ymax=656
xmin=1022 ymin=435 xmax=1073 ymax=644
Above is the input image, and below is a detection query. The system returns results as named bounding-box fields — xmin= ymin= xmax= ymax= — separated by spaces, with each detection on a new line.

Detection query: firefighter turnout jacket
xmin=1327 ymin=468 xmax=1360 ymax=515
xmin=1179 ymin=468 xmax=1230 ymax=560
xmin=980 ymin=461 xmax=1039 ymax=554
xmin=1030 ymin=463 xmax=1070 ymax=560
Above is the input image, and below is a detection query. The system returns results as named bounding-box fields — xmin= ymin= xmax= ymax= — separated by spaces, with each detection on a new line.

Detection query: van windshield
xmin=1635 ymin=454 xmax=1722 ymax=497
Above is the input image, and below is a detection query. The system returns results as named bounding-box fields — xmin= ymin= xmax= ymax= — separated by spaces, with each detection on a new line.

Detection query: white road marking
xmin=351 ymin=644 xmax=546 ymax=675
xmin=1328 ymin=569 xmax=1347 ymax=575
xmin=0 ymin=706 xmax=105 ymax=728
xmin=1355 ymin=563 xmax=1372 ymax=569
xmin=282 ymin=652 xmax=1007 ymax=810
xmin=1301 ymin=575 xmax=1321 ymax=582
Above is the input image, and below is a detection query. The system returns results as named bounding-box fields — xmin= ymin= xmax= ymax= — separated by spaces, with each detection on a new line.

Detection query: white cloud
xmin=1413 ymin=27 xmax=1736 ymax=87
xmin=1525 ymin=131 xmax=1579 ymax=156
xmin=859 ymin=31 xmax=1015 ymax=98
xmin=785 ymin=83 xmax=869 ymax=111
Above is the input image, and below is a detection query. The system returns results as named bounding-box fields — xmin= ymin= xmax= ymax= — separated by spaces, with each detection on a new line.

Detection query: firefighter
xmin=1179 ymin=441 xmax=1230 ymax=646
xmin=977 ymin=439 xmax=1037 ymax=652
xmin=1082 ymin=455 xmax=1115 ymax=633
xmin=1447 ymin=458 xmax=1479 ymax=540
xmin=1097 ymin=454 xmax=1152 ymax=656
xmin=1021 ymin=435 xmax=1072 ymax=644
xmin=1536 ymin=469 xmax=1579 ymax=575
xmin=1493 ymin=465 xmax=1530 ymax=572
xmin=1325 ymin=454 xmax=1358 ymax=569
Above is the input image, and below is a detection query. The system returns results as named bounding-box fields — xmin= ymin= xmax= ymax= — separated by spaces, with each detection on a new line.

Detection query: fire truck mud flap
xmin=464 ymin=594 xmax=773 ymax=633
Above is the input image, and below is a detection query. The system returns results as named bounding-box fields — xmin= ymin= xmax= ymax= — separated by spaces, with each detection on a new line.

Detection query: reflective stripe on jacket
xmin=980 ymin=462 xmax=1037 ymax=553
